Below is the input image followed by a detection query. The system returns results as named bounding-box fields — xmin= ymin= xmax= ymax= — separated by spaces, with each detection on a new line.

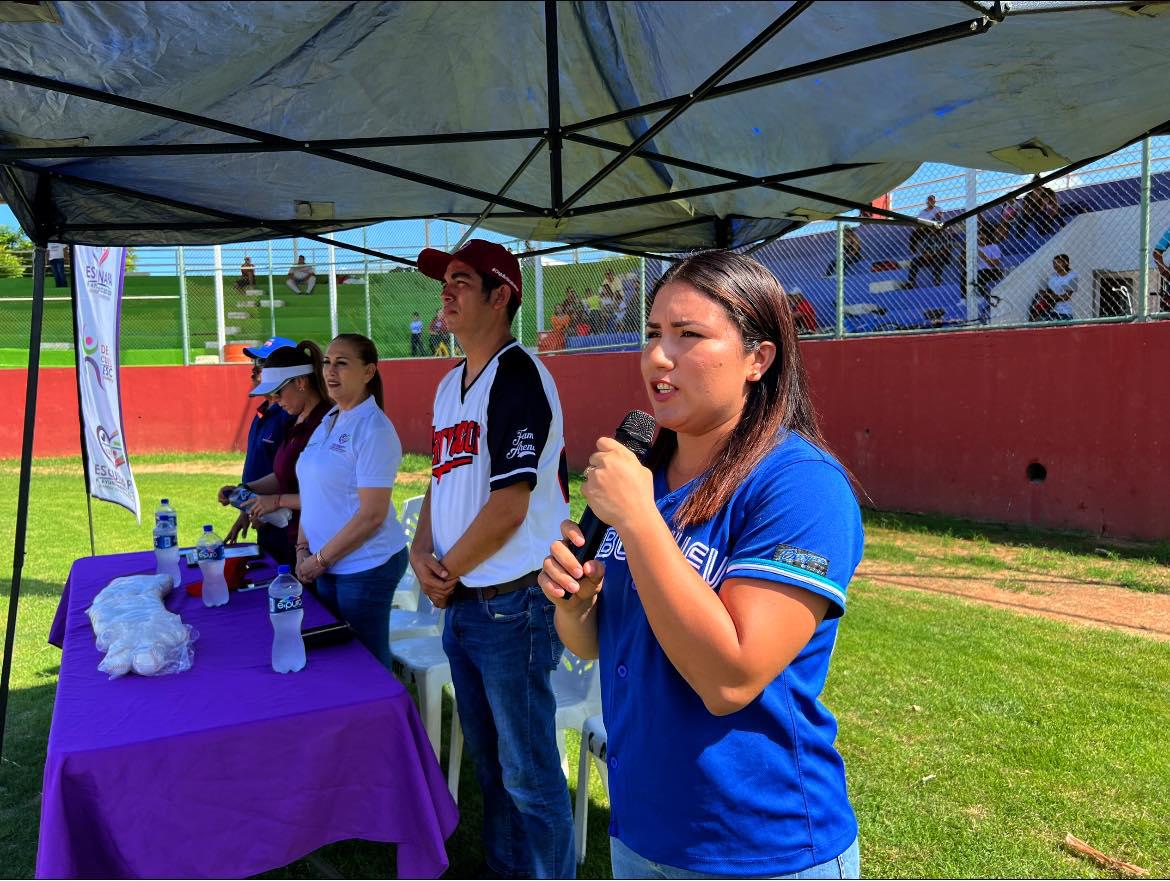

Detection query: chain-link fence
xmin=3 ymin=136 xmax=1170 ymax=366
xmin=749 ymin=135 xmax=1170 ymax=336
xmin=162 ymin=231 xmax=646 ymax=364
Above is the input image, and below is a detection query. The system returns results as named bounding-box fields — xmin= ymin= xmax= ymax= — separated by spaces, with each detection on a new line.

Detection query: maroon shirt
xmin=272 ymin=399 xmax=330 ymax=541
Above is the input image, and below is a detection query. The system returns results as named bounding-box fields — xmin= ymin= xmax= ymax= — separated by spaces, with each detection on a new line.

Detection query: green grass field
xmin=0 ymin=454 xmax=1167 ymax=878
xmin=0 ymin=256 xmax=639 ymax=368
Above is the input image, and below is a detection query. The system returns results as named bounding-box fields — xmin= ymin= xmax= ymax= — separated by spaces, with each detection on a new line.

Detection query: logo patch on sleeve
xmin=772 ymin=543 xmax=829 ymax=577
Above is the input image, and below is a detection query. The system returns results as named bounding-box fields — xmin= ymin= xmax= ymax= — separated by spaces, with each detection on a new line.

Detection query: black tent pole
xmin=0 ymin=243 xmax=47 ymax=759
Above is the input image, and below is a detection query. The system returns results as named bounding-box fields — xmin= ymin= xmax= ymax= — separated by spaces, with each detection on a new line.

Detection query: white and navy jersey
xmin=429 ymin=340 xmax=569 ymax=587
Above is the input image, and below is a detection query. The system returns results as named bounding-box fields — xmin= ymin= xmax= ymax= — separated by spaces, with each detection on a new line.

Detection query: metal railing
xmin=2 ymin=135 xmax=1169 ymax=364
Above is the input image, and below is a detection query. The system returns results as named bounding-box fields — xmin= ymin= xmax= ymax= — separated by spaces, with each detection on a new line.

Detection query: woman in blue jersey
xmin=540 ymin=250 xmax=863 ymax=879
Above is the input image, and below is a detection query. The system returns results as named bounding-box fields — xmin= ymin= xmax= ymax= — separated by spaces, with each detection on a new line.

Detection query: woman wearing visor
xmin=229 ymin=341 xmax=331 ymax=564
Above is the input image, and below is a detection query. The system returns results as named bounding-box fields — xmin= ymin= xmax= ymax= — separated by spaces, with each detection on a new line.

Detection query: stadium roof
xmin=1 ymin=0 xmax=1169 ymax=262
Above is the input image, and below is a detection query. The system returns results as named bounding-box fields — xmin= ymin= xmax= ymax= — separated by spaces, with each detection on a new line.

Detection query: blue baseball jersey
xmin=243 ymin=400 xmax=293 ymax=484
xmin=1155 ymin=226 xmax=1170 ymax=253
xmin=595 ymin=432 xmax=863 ymax=876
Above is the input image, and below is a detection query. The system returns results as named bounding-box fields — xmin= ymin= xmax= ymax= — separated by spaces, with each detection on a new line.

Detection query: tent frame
xmin=0 ymin=0 xmax=1160 ymax=756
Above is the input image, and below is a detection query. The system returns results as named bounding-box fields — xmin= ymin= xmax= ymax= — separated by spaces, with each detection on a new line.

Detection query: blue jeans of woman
xmin=610 ymin=836 xmax=860 ymax=880
xmin=314 ymin=548 xmax=407 ymax=670
xmin=443 ymin=584 xmax=575 ymax=878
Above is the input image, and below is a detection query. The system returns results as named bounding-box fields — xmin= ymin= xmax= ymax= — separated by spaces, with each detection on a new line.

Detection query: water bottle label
xmin=154 ymin=534 xmax=176 ymax=550
xmin=196 ymin=544 xmax=225 ymax=562
xmin=269 ymin=593 xmax=303 ymax=614
xmin=157 ymin=514 xmax=177 ymax=528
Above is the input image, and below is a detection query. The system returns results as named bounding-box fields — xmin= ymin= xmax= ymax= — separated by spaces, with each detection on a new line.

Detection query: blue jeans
xmin=315 ymin=548 xmax=406 ymax=670
xmin=610 ymin=836 xmax=860 ymax=880
xmin=443 ymin=584 xmax=575 ymax=878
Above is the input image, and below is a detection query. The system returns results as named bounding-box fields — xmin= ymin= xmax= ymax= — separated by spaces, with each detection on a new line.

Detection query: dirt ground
xmin=856 ymin=559 xmax=1170 ymax=642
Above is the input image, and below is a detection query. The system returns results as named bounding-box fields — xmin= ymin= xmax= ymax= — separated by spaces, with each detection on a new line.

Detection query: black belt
xmin=452 ymin=570 xmax=540 ymax=602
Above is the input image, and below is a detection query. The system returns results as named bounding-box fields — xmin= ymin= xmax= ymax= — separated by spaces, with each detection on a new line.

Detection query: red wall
xmin=4 ymin=323 xmax=1167 ymax=539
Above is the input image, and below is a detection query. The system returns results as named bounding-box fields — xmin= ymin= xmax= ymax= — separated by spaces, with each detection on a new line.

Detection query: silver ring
xmin=583 ymin=465 xmax=596 ymax=481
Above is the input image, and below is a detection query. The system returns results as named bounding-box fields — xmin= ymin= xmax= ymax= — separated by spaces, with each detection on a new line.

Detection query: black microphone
xmin=568 ymin=410 xmax=656 ymax=571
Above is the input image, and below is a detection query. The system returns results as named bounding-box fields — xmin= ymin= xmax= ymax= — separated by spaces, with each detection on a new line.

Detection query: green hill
xmin=0 ymin=254 xmax=641 ymax=367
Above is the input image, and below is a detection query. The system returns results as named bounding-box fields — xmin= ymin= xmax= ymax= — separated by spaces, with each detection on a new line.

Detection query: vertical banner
xmin=73 ymin=245 xmax=140 ymax=522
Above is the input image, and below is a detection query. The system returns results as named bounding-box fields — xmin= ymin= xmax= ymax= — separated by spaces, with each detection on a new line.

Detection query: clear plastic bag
xmin=87 ymin=573 xmax=198 ymax=678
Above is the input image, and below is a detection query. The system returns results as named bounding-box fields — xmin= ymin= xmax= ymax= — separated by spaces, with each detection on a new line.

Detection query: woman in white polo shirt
xmin=294 ymin=333 xmax=408 ymax=669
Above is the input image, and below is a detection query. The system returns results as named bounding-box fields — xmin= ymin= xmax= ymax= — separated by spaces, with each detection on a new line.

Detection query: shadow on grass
xmin=0 ymin=577 xmax=68 ymax=600
xmin=258 ymin=688 xmax=614 ymax=879
xmin=1 ymin=680 xmax=57 ymax=880
xmin=864 ymin=508 xmax=1170 ymax=565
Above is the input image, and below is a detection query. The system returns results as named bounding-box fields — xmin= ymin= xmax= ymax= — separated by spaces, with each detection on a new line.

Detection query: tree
xmin=0 ymin=225 xmax=32 ymax=278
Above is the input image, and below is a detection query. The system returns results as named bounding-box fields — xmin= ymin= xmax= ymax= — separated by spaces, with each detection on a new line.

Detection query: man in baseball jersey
xmin=410 ymin=239 xmax=574 ymax=877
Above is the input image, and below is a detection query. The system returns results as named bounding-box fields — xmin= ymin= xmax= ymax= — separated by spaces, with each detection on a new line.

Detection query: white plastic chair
xmin=390 ymin=631 xmax=459 ymax=799
xmin=447 ymin=648 xmax=602 ymax=799
xmin=389 ymin=589 xmax=442 ymax=641
xmin=574 ymin=714 xmax=609 ymax=865
xmin=391 ymin=495 xmax=424 ymax=613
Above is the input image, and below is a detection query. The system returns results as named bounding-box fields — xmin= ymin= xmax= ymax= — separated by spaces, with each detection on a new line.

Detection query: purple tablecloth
xmin=38 ymin=551 xmax=458 ymax=879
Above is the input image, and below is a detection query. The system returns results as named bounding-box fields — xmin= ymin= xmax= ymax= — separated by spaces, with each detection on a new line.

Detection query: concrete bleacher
xmin=753 ymin=167 xmax=1170 ymax=332
xmin=566 ymin=331 xmax=641 ymax=351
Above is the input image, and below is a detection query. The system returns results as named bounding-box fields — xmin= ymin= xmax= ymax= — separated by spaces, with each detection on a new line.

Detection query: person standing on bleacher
xmin=410 ymin=239 xmax=575 ymax=878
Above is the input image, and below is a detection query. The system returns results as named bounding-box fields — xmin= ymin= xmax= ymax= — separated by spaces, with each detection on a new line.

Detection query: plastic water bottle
xmin=154 ymin=498 xmax=177 ymax=532
xmin=268 ymin=565 xmax=306 ymax=673
xmin=196 ymin=524 xmax=229 ymax=607
xmin=228 ymin=486 xmax=292 ymax=528
xmin=153 ymin=498 xmax=181 ymax=587
xmin=153 ymin=520 xmax=182 ymax=588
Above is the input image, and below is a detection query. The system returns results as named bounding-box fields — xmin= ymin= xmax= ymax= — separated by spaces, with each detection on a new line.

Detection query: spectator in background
xmin=1153 ymin=223 xmax=1170 ymax=312
xmin=788 ymin=288 xmax=818 ymax=334
xmin=1029 ymin=253 xmax=1077 ymax=322
xmin=975 ymin=225 xmax=1003 ymax=324
xmin=1017 ymin=175 xmax=1062 ymax=238
xmin=237 ymin=255 xmax=257 ymax=291
xmin=218 ymin=337 xmax=297 ymax=548
xmin=47 ymin=242 xmax=67 ymax=288
xmin=825 ymin=225 xmax=864 ymax=277
xmin=906 ymin=194 xmax=951 ymax=288
xmin=619 ymin=272 xmax=640 ymax=332
xmin=554 ymin=286 xmax=586 ymax=333
xmin=428 ymin=307 xmax=449 ymax=356
xmin=286 ymin=255 xmax=317 ymax=295
xmin=409 ymin=312 xmax=425 ymax=357
xmin=598 ymin=282 xmax=619 ymax=333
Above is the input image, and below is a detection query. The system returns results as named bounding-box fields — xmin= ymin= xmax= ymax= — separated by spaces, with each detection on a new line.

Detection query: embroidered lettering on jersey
xmin=596 ymin=527 xmax=627 ymax=562
xmin=431 ymin=419 xmax=481 ymax=481
xmin=772 ymin=543 xmax=829 ymax=576
xmin=596 ymin=526 xmax=727 ymax=590
xmin=507 ymin=427 xmax=536 ymax=460
xmin=329 ymin=431 xmax=351 ymax=454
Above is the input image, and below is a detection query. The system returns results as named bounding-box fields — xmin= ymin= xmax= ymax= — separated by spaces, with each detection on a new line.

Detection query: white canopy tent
xmin=2 ymin=0 xmax=1169 ymax=749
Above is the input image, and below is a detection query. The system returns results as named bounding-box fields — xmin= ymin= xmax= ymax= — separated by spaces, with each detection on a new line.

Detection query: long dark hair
xmin=264 ymin=340 xmax=328 ymax=404
xmin=332 ymin=333 xmax=384 ymax=410
xmin=297 ymin=340 xmax=328 ymax=403
xmin=645 ymin=249 xmax=831 ymax=529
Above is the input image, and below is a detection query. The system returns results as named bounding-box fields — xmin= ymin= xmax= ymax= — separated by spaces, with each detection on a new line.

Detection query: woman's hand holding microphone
xmin=539 ymin=437 xmax=656 ymax=605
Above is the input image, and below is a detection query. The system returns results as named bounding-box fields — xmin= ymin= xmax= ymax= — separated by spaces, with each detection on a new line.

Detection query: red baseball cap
xmin=417 ymin=239 xmax=522 ymax=304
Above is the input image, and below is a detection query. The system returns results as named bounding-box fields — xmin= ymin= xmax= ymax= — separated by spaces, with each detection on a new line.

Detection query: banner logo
xmin=74 ymin=246 xmax=139 ymax=522
xmin=96 ymin=424 xmax=126 ymax=467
